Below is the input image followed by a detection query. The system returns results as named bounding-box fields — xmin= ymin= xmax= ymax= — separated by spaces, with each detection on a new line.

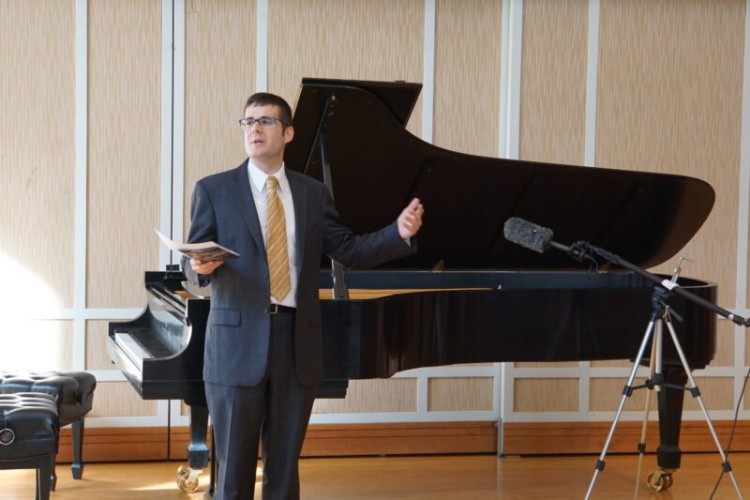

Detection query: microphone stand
xmin=562 ymin=241 xmax=745 ymax=499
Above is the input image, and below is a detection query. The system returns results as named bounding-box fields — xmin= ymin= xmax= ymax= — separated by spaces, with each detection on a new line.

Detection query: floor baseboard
xmin=54 ymin=419 xmax=750 ymax=463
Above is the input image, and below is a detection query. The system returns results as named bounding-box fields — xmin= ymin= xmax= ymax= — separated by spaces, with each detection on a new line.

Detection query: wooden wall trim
xmin=56 ymin=422 xmax=497 ymax=464
xmin=502 ymin=421 xmax=750 ymax=456
xmin=54 ymin=420 xmax=750 ymax=464
xmin=301 ymin=422 xmax=497 ymax=457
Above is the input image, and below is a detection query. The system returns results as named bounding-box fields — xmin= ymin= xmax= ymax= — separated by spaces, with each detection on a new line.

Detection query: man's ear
xmin=284 ymin=126 xmax=294 ymax=144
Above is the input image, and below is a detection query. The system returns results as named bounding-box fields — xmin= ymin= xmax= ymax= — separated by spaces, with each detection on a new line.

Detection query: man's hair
xmin=244 ymin=92 xmax=293 ymax=128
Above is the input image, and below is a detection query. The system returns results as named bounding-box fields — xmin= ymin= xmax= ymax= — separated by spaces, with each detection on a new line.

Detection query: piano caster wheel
xmin=647 ymin=469 xmax=673 ymax=491
xmin=177 ymin=465 xmax=201 ymax=492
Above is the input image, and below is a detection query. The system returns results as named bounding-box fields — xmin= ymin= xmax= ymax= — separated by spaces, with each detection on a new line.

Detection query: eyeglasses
xmin=238 ymin=116 xmax=286 ymax=128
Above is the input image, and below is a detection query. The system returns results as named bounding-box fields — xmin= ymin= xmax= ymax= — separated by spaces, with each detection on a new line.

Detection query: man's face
xmin=242 ymin=104 xmax=293 ymax=170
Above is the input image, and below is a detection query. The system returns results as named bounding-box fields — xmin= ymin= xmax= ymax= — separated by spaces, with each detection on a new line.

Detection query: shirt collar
xmin=247 ymin=160 xmax=289 ymax=194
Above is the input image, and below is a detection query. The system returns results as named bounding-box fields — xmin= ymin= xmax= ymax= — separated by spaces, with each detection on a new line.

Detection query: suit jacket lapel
xmin=227 ymin=161 xmax=264 ymax=253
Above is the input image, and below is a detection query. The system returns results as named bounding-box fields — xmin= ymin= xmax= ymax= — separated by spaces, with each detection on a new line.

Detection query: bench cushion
xmin=0 ymin=393 xmax=58 ymax=459
xmin=0 ymin=371 xmax=96 ymax=426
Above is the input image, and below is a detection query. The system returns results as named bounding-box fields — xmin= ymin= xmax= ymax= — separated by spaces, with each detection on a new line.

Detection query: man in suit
xmin=182 ymin=92 xmax=424 ymax=499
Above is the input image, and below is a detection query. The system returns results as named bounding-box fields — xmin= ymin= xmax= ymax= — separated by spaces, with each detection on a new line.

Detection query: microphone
xmin=504 ymin=217 xmax=590 ymax=262
xmin=503 ymin=217 xmax=554 ymax=253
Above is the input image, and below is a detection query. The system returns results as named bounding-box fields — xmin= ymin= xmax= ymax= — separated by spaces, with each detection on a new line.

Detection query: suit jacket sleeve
xmin=181 ymin=180 xmax=216 ymax=288
xmin=320 ymin=187 xmax=416 ymax=268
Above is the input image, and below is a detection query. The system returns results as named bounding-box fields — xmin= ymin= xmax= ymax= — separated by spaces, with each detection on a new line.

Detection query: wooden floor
xmin=1 ymin=452 xmax=749 ymax=499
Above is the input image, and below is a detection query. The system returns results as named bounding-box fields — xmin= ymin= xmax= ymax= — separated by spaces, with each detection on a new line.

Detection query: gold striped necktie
xmin=265 ymin=176 xmax=291 ymax=301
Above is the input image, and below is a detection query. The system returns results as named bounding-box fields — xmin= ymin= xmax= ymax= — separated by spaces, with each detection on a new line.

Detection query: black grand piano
xmin=107 ymin=78 xmax=716 ymax=492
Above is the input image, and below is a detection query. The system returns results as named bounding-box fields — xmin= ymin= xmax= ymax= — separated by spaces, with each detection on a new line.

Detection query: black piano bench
xmin=0 ymin=393 xmax=59 ymax=500
xmin=0 ymin=371 xmax=96 ymax=490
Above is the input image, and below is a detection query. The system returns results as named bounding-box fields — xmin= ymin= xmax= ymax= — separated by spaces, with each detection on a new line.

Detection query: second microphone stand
xmin=572 ymin=248 xmax=744 ymax=499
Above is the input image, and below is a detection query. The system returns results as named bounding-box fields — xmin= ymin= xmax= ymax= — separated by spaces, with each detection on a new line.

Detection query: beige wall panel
xmin=86 ymin=320 xmax=107 ymax=370
xmin=514 ymin=378 xmax=578 ymax=412
xmin=590 ymin=377 xmax=648 ymax=412
xmin=181 ymin=401 xmax=193 ymax=417
xmin=433 ymin=0 xmax=501 ymax=156
xmin=428 ymin=377 xmax=493 ymax=411
xmin=711 ymin=319 xmax=734 ymax=367
xmin=183 ymin=0 xmax=256 ymax=236
xmin=313 ymin=378 xmax=416 ymax=413
xmin=88 ymin=1 xmax=162 ymax=307
xmin=87 ymin=319 xmax=133 ymax=371
xmin=268 ymin=0 xmax=424 ymax=137
xmin=683 ymin=376 xmax=734 ymax=412
xmin=0 ymin=0 xmax=76 ymax=309
xmin=519 ymin=0 xmax=588 ymax=164
xmin=597 ymin=0 xmax=744 ymax=300
xmin=90 ymin=381 xmax=157 ymax=418
xmin=0 ymin=320 xmax=73 ymax=371
xmin=591 ymin=376 xmax=733 ymax=413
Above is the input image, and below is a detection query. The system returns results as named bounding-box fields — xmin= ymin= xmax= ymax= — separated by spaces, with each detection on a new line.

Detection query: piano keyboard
xmin=114 ymin=332 xmax=153 ymax=367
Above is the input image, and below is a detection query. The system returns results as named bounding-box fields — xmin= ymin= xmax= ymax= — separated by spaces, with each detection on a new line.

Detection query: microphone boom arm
xmin=570 ymin=241 xmax=748 ymax=327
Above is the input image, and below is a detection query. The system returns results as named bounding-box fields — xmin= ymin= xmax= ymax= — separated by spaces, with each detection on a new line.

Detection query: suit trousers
xmin=206 ymin=311 xmax=317 ymax=500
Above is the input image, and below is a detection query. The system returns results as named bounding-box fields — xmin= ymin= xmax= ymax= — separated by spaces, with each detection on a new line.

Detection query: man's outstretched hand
xmin=397 ymin=198 xmax=424 ymax=240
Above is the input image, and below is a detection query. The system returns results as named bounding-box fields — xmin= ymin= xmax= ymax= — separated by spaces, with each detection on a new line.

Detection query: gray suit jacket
xmin=182 ymin=161 xmax=415 ymax=388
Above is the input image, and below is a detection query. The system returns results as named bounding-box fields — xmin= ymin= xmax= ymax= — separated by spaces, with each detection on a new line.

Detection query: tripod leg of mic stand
xmin=584 ymin=318 xmax=658 ymax=500
xmin=633 ymin=335 xmax=659 ymax=499
xmin=663 ymin=316 xmax=744 ymax=499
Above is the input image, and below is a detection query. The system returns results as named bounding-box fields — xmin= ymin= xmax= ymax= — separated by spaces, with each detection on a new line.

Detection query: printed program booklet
xmin=156 ymin=229 xmax=239 ymax=261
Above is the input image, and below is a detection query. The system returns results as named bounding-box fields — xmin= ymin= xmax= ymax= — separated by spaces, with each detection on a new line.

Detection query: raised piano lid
xmin=285 ymin=77 xmax=715 ymax=270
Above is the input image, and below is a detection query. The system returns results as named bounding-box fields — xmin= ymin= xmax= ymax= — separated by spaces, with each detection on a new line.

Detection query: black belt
xmin=269 ymin=304 xmax=296 ymax=315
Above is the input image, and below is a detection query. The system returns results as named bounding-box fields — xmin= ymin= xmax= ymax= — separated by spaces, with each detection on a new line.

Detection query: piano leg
xmin=655 ymin=366 xmax=686 ymax=472
xmin=656 ymin=367 xmax=687 ymax=470
xmin=647 ymin=315 xmax=743 ymax=495
xmin=176 ymin=402 xmax=210 ymax=493
xmin=187 ymin=404 xmax=210 ymax=470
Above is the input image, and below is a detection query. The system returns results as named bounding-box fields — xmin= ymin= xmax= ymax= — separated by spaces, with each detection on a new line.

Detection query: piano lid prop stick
xmin=503 ymin=217 xmax=750 ymax=327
